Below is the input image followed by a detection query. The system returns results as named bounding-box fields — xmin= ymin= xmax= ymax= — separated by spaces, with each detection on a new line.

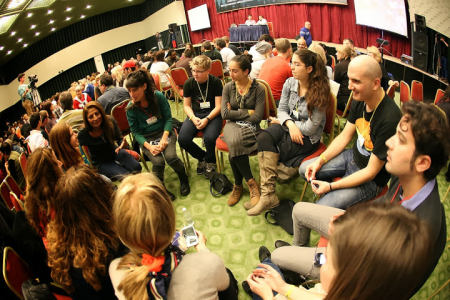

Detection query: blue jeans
xmin=299 ymin=149 xmax=380 ymax=209
xmin=441 ymin=56 xmax=448 ymax=80
xmin=252 ymin=258 xmax=284 ymax=300
xmin=97 ymin=149 xmax=142 ymax=180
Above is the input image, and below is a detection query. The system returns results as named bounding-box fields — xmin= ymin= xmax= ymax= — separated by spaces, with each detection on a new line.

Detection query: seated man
xmin=0 ymin=142 xmax=25 ymax=189
xmin=202 ymin=41 xmax=223 ymax=62
xmin=215 ymin=38 xmax=236 ymax=72
xmin=273 ymin=100 xmax=449 ymax=296
xmin=343 ymin=38 xmax=361 ymax=55
xmin=222 ymin=36 xmax=241 ymax=56
xmin=26 ymin=112 xmax=48 ymax=152
xmin=299 ymin=55 xmax=401 ymax=209
xmin=249 ymin=34 xmax=274 ymax=57
xmin=296 ymin=37 xmax=307 ymax=50
xmin=165 ymin=49 xmax=180 ymax=69
xmin=258 ymin=38 xmax=293 ymax=103
xmin=178 ymin=55 xmax=223 ymax=175
xmin=97 ymin=74 xmax=130 ymax=115
xmin=175 ymin=50 xmax=194 ymax=77
xmin=57 ymin=91 xmax=84 ymax=131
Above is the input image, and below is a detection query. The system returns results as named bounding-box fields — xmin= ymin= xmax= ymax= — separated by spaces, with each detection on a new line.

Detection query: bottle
xmin=183 ymin=207 xmax=194 ymax=226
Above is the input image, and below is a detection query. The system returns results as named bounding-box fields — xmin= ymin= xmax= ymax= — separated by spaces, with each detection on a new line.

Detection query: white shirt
xmin=150 ymin=61 xmax=170 ymax=88
xmin=256 ymin=19 xmax=268 ymax=25
xmin=220 ymin=47 xmax=236 ymax=70
xmin=26 ymin=130 xmax=47 ymax=153
xmin=245 ymin=20 xmax=256 ymax=26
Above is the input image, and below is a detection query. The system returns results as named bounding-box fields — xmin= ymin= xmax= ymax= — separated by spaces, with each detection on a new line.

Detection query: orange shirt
xmin=258 ymin=56 xmax=293 ymax=101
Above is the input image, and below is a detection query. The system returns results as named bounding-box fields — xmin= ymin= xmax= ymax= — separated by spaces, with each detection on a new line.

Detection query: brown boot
xmin=246 ymin=178 xmax=261 ymax=206
xmin=227 ymin=185 xmax=243 ymax=206
xmin=243 ymin=201 xmax=254 ymax=210
xmin=248 ymin=152 xmax=280 ymax=216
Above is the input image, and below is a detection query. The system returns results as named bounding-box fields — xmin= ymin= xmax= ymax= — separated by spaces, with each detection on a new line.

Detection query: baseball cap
xmin=121 ymin=60 xmax=136 ymax=70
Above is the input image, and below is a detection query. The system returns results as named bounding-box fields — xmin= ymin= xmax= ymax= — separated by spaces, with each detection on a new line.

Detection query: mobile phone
xmin=181 ymin=225 xmax=199 ymax=248
xmin=150 ymin=141 xmax=159 ymax=146
xmin=314 ymin=253 xmax=326 ymax=267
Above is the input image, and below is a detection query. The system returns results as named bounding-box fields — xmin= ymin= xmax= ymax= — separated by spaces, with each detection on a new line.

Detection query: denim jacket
xmin=277 ymin=77 xmax=326 ymax=144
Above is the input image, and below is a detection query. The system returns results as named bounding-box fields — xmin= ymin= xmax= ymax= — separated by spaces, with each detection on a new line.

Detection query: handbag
xmin=21 ymin=279 xmax=56 ymax=300
xmin=205 ymin=172 xmax=233 ymax=196
xmin=264 ymin=199 xmax=296 ymax=235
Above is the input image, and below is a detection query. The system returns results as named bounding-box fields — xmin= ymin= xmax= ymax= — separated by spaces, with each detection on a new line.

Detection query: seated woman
xmin=150 ymin=50 xmax=171 ymax=88
xmin=222 ymin=54 xmax=265 ymax=207
xmin=334 ymin=45 xmax=354 ymax=111
xmin=178 ymin=55 xmax=223 ymax=175
xmin=109 ymin=172 xmax=238 ymax=300
xmin=249 ymin=49 xmax=330 ymax=216
xmin=308 ymin=44 xmax=333 ymax=80
xmin=47 ymin=165 xmax=127 ymax=300
xmin=43 ymin=100 xmax=57 ymax=133
xmin=73 ymin=85 xmax=91 ymax=109
xmin=126 ymin=70 xmax=189 ymax=199
xmin=250 ymin=41 xmax=272 ymax=79
xmin=24 ymin=147 xmax=63 ymax=238
xmin=245 ymin=203 xmax=433 ymax=300
xmin=366 ymin=46 xmax=399 ymax=91
xmin=50 ymin=122 xmax=88 ymax=170
xmin=78 ymin=102 xmax=141 ymax=180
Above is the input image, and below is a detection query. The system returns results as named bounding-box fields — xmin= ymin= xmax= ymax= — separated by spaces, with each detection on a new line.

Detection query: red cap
xmin=122 ymin=60 xmax=136 ymax=70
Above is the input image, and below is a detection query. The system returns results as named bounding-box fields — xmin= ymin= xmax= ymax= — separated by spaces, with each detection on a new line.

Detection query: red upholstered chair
xmin=336 ymin=92 xmax=353 ymax=133
xmin=3 ymin=246 xmax=35 ymax=299
xmin=386 ymin=84 xmax=397 ymax=100
xmin=0 ymin=180 xmax=13 ymax=209
xmin=151 ymin=73 xmax=162 ymax=92
xmin=215 ymin=82 xmax=271 ymax=173
xmin=166 ymin=73 xmax=184 ymax=118
xmin=10 ymin=192 xmax=23 ymax=212
xmin=210 ymin=60 xmax=225 ymax=83
xmin=434 ymin=89 xmax=445 ymax=104
xmin=399 ymin=80 xmax=411 ymax=105
xmin=410 ymin=80 xmax=423 ymax=102
xmin=5 ymin=175 xmax=23 ymax=199
xmin=331 ymin=56 xmax=336 ymax=71
xmin=267 ymin=22 xmax=275 ymax=38
xmin=111 ymin=99 xmax=150 ymax=172
xmin=19 ymin=153 xmax=27 ymax=182
xmin=299 ymin=93 xmax=338 ymax=202
xmin=256 ymin=79 xmax=277 ymax=117
xmin=170 ymin=67 xmax=189 ymax=88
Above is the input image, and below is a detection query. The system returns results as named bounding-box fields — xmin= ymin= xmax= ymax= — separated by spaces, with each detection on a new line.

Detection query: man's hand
xmin=191 ymin=116 xmax=201 ymax=126
xmin=305 ymin=158 xmax=323 ymax=182
xmin=311 ymin=180 xmax=331 ymax=195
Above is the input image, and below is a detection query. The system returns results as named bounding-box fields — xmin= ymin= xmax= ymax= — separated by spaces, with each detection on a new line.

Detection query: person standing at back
xmin=299 ymin=21 xmax=312 ymax=47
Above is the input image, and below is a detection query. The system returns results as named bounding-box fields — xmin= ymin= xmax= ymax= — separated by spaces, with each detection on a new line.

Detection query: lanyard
xmin=196 ymin=77 xmax=209 ymax=103
xmin=141 ymin=106 xmax=152 ymax=119
xmin=235 ymin=79 xmax=251 ymax=109
xmin=362 ymin=93 xmax=384 ymax=136
xmin=390 ymin=184 xmax=414 ymax=204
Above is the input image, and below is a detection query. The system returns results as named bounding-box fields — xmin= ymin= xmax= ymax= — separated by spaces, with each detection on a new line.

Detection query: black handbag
xmin=22 ymin=279 xmax=56 ymax=300
xmin=264 ymin=199 xmax=296 ymax=235
xmin=205 ymin=172 xmax=233 ymax=196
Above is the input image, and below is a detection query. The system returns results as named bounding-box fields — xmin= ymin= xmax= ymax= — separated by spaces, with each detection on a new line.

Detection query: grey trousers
xmin=271 ymin=202 xmax=344 ymax=278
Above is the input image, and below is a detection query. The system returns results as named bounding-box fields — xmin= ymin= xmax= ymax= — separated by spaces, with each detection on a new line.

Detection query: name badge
xmin=146 ymin=116 xmax=158 ymax=125
xmin=357 ymin=133 xmax=365 ymax=148
xmin=293 ymin=110 xmax=299 ymax=120
xmin=200 ymin=102 xmax=211 ymax=109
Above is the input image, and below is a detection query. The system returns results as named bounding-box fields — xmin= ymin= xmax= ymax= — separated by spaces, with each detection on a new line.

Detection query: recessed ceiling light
xmin=17 ymin=38 xmax=23 ymax=42
xmin=51 ymin=27 xmax=56 ymax=31
xmin=10 ymin=31 xmax=16 ymax=36
xmin=7 ymin=50 xmax=12 ymax=55
xmin=66 ymin=7 xmax=72 ymax=12
xmin=27 ymin=13 xmax=33 ymax=18
xmin=86 ymin=5 xmax=91 ymax=9
xmin=30 ymin=24 xmax=36 ymax=29
xmin=0 ymin=46 xmax=4 ymax=50
xmin=65 ymin=17 xmax=71 ymax=21
xmin=80 ymin=15 xmax=85 ymax=19
xmin=47 ymin=10 xmax=53 ymax=14
xmin=23 ymin=44 xmax=28 ymax=48
xmin=49 ymin=20 xmax=54 ymax=24
xmin=35 ymin=32 xmax=40 ymax=36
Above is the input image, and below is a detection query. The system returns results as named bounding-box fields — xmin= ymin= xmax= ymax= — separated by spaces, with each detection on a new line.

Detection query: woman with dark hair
xmin=245 ymin=203 xmax=433 ymax=300
xmin=150 ymin=50 xmax=171 ymax=88
xmin=181 ymin=43 xmax=195 ymax=59
xmin=49 ymin=122 xmax=87 ymax=170
xmin=126 ymin=70 xmax=189 ymax=199
xmin=78 ymin=102 xmax=141 ymax=180
xmin=47 ymin=165 xmax=126 ymax=299
xmin=222 ymin=54 xmax=265 ymax=207
xmin=43 ymin=100 xmax=57 ymax=133
xmin=247 ymin=49 xmax=330 ymax=216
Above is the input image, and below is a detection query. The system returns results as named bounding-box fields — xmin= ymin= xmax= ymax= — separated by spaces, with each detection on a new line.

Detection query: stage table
xmin=230 ymin=25 xmax=269 ymax=42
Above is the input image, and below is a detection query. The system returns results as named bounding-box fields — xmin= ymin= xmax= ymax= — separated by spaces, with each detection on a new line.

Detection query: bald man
xmin=297 ymin=37 xmax=307 ymax=50
xmin=299 ymin=21 xmax=312 ymax=47
xmin=299 ymin=55 xmax=402 ymax=209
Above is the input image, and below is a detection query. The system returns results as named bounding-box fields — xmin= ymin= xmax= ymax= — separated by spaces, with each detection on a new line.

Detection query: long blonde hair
xmin=113 ymin=173 xmax=175 ymax=300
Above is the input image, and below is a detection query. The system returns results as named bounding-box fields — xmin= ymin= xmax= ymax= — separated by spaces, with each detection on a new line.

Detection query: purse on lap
xmin=264 ymin=199 xmax=295 ymax=235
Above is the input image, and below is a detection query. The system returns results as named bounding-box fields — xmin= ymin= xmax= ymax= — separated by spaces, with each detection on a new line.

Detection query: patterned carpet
xmin=146 ymin=99 xmax=450 ymax=300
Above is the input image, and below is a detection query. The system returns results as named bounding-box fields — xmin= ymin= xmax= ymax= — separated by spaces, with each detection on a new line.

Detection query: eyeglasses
xmin=192 ymin=69 xmax=207 ymax=74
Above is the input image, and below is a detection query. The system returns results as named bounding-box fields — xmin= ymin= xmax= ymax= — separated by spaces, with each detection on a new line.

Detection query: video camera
xmin=28 ymin=75 xmax=38 ymax=88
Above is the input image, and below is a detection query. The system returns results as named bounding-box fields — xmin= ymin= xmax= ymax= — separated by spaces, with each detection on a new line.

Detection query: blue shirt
xmin=299 ymin=27 xmax=312 ymax=47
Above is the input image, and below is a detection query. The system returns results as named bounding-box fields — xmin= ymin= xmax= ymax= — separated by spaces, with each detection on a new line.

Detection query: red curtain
xmin=183 ymin=0 xmax=411 ymax=57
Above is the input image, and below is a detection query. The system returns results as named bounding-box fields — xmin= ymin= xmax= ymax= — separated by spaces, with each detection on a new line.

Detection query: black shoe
xmin=259 ymin=246 xmax=271 ymax=263
xmin=166 ymin=189 xmax=176 ymax=201
xmin=204 ymin=162 xmax=217 ymax=179
xmin=281 ymin=269 xmax=305 ymax=286
xmin=275 ymin=240 xmax=291 ymax=248
xmin=242 ymin=281 xmax=253 ymax=297
xmin=179 ymin=173 xmax=190 ymax=196
xmin=197 ymin=160 xmax=206 ymax=175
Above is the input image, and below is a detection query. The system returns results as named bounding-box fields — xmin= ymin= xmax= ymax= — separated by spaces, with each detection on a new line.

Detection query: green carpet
xmin=147 ymin=99 xmax=450 ymax=300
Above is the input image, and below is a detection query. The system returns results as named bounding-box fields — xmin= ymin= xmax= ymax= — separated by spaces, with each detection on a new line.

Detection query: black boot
xmin=153 ymin=165 xmax=175 ymax=201
xmin=178 ymin=170 xmax=190 ymax=196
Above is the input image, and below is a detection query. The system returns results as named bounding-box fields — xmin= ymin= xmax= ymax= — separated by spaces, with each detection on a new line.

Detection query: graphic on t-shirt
xmin=355 ymin=117 xmax=373 ymax=156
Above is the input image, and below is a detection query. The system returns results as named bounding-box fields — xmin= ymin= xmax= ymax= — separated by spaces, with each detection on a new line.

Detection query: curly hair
xmin=46 ymin=165 xmax=118 ymax=293
xmin=49 ymin=122 xmax=81 ymax=170
xmin=294 ymin=49 xmax=330 ymax=116
xmin=24 ymin=147 xmax=63 ymax=237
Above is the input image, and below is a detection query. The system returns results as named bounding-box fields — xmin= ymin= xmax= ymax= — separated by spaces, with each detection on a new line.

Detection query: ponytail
xmin=117 ymin=253 xmax=151 ymax=300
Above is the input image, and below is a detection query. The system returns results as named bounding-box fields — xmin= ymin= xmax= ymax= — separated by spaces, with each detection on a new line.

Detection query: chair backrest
xmin=26 ymin=143 xmax=31 ymax=154
xmin=331 ymin=55 xmax=336 ymax=71
xmin=400 ymin=80 xmax=411 ymax=104
xmin=170 ymin=68 xmax=189 ymax=88
xmin=111 ymin=99 xmax=132 ymax=135
xmin=3 ymin=246 xmax=35 ymax=299
xmin=19 ymin=153 xmax=27 ymax=181
xmin=10 ymin=192 xmax=23 ymax=211
xmin=258 ymin=83 xmax=271 ymax=121
xmin=339 ymin=92 xmax=353 ymax=117
xmin=166 ymin=73 xmax=182 ymax=99
xmin=5 ymin=175 xmax=23 ymax=199
xmin=267 ymin=22 xmax=274 ymax=37
xmin=0 ymin=180 xmax=13 ymax=209
xmin=81 ymin=145 xmax=92 ymax=166
xmin=151 ymin=73 xmax=162 ymax=92
xmin=434 ymin=89 xmax=445 ymax=105
xmin=256 ymin=79 xmax=277 ymax=117
xmin=386 ymin=84 xmax=397 ymax=99
xmin=325 ymin=93 xmax=338 ymax=145
xmin=210 ymin=60 xmax=224 ymax=79
xmin=411 ymin=80 xmax=423 ymax=102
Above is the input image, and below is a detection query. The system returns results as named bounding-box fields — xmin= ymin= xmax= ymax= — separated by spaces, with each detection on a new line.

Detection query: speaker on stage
xmin=169 ymin=23 xmax=179 ymax=32
xmin=415 ymin=14 xmax=426 ymax=34
xmin=175 ymin=31 xmax=183 ymax=46
xmin=413 ymin=31 xmax=428 ymax=72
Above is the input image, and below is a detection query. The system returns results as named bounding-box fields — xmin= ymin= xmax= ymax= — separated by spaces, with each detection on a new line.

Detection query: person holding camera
xmin=18 ymin=73 xmax=35 ymax=115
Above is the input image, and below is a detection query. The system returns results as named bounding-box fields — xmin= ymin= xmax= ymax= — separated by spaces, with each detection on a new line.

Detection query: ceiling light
xmin=23 ymin=44 xmax=28 ymax=47
xmin=10 ymin=31 xmax=16 ymax=36
xmin=35 ymin=32 xmax=40 ymax=36
xmin=65 ymin=17 xmax=71 ymax=21
xmin=30 ymin=24 xmax=36 ymax=29
xmin=86 ymin=5 xmax=91 ymax=9
xmin=0 ymin=46 xmax=4 ymax=50
xmin=17 ymin=38 xmax=23 ymax=42
xmin=47 ymin=10 xmax=53 ymax=14
xmin=51 ymin=27 xmax=56 ymax=31
xmin=0 ymin=14 xmax=20 ymax=35
xmin=80 ymin=15 xmax=85 ymax=19
xmin=27 ymin=13 xmax=33 ymax=18
xmin=7 ymin=50 xmax=12 ymax=55
xmin=8 ymin=0 xmax=26 ymax=9
xmin=66 ymin=7 xmax=72 ymax=12
xmin=49 ymin=20 xmax=54 ymax=24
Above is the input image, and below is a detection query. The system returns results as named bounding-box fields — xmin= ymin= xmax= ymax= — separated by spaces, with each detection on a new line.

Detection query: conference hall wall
xmin=0 ymin=0 xmax=187 ymax=114
xmin=183 ymin=0 xmax=411 ymax=58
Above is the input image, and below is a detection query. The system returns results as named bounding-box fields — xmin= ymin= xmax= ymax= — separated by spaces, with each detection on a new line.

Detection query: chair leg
xmin=299 ymin=181 xmax=307 ymax=202
xmin=215 ymin=148 xmax=221 ymax=173
xmin=220 ymin=151 xmax=225 ymax=171
xmin=139 ymin=148 xmax=150 ymax=172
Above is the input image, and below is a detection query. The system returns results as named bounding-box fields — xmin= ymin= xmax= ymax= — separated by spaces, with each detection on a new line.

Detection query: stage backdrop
xmin=216 ymin=0 xmax=347 ymax=14
xmin=184 ymin=0 xmax=411 ymax=58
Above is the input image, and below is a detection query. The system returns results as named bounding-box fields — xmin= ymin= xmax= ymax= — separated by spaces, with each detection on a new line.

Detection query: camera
xmin=28 ymin=75 xmax=38 ymax=88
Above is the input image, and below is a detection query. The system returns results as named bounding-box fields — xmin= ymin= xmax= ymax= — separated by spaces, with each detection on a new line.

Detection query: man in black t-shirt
xmin=201 ymin=41 xmax=223 ymax=63
xmin=299 ymin=55 xmax=401 ymax=209
xmin=178 ymin=55 xmax=223 ymax=176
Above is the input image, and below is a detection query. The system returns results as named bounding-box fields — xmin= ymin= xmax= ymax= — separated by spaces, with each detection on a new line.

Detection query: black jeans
xmin=218 ymin=268 xmax=239 ymax=300
xmin=178 ymin=111 xmax=223 ymax=163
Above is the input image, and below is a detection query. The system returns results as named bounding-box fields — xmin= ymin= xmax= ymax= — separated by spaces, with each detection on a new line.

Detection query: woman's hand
xmin=115 ymin=140 xmax=126 ymax=154
xmin=268 ymin=117 xmax=280 ymax=125
xmin=194 ymin=230 xmax=208 ymax=252
xmin=146 ymin=143 xmax=161 ymax=156
xmin=157 ymin=137 xmax=168 ymax=152
xmin=196 ymin=118 xmax=209 ymax=130
xmin=252 ymin=264 xmax=287 ymax=293
xmin=191 ymin=116 xmax=201 ymax=126
xmin=311 ymin=180 xmax=331 ymax=195
xmin=246 ymin=274 xmax=274 ymax=300
xmin=287 ymin=122 xmax=304 ymax=145
xmin=227 ymin=102 xmax=232 ymax=110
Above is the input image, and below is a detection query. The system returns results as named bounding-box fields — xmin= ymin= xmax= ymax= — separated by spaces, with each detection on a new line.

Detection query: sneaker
xmin=242 ymin=281 xmax=253 ymax=297
xmin=204 ymin=162 xmax=216 ymax=178
xmin=197 ymin=160 xmax=206 ymax=175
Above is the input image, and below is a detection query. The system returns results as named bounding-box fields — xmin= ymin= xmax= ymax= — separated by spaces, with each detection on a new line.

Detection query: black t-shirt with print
xmin=183 ymin=74 xmax=223 ymax=113
xmin=347 ymin=94 xmax=401 ymax=187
